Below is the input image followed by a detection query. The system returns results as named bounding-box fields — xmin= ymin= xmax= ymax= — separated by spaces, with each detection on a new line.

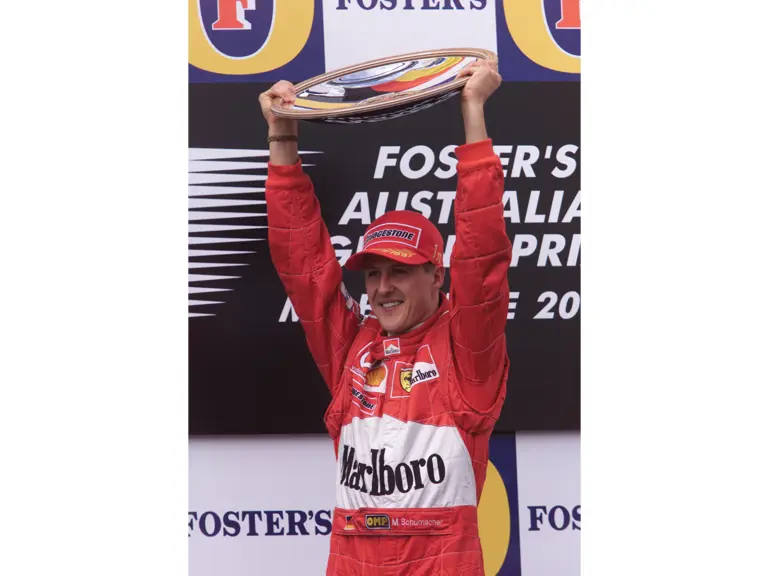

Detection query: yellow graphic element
xmin=371 ymin=247 xmax=416 ymax=258
xmin=478 ymin=461 xmax=511 ymax=576
xmin=366 ymin=365 xmax=386 ymax=389
xmin=392 ymin=56 xmax=464 ymax=82
xmin=400 ymin=369 xmax=413 ymax=393
xmin=504 ymin=0 xmax=580 ymax=74
xmin=188 ymin=0 xmax=314 ymax=75
xmin=292 ymin=98 xmax=356 ymax=110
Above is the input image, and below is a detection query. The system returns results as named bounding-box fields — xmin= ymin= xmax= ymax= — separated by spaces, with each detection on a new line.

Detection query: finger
xmin=263 ymin=81 xmax=295 ymax=101
xmin=268 ymin=89 xmax=294 ymax=102
xmin=456 ymin=63 xmax=481 ymax=78
xmin=273 ymin=81 xmax=295 ymax=96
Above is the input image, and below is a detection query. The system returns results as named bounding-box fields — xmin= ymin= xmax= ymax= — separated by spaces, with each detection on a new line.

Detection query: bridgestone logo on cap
xmin=365 ymin=229 xmax=415 ymax=245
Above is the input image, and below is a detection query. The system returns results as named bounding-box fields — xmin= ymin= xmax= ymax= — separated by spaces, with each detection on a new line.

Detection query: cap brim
xmin=344 ymin=247 xmax=430 ymax=271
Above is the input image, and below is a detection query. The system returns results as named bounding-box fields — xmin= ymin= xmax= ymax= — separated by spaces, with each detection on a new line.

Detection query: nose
xmin=377 ymin=271 xmax=394 ymax=293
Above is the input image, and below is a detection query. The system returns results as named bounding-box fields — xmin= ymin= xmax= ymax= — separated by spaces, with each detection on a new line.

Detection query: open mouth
xmin=380 ymin=301 xmax=403 ymax=311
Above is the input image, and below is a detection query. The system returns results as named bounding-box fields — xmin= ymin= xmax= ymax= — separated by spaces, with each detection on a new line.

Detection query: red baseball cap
xmin=344 ymin=210 xmax=444 ymax=271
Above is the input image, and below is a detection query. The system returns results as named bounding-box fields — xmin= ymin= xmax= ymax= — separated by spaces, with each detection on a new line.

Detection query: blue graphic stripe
xmin=490 ymin=433 xmax=522 ymax=576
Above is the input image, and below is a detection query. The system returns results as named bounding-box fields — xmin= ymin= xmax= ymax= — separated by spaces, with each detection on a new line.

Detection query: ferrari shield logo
xmin=400 ymin=369 xmax=413 ymax=393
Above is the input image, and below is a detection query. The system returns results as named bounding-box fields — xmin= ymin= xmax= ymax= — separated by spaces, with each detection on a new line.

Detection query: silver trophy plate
xmin=271 ymin=48 xmax=497 ymax=124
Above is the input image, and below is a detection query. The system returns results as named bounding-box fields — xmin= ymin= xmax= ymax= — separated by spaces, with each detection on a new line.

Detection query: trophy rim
xmin=270 ymin=47 xmax=498 ymax=121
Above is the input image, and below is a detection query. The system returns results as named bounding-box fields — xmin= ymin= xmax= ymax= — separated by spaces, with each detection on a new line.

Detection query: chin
xmin=378 ymin=314 xmax=407 ymax=335
xmin=378 ymin=319 xmax=401 ymax=334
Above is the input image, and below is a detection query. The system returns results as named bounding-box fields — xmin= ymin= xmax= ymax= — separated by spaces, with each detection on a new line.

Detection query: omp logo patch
xmin=365 ymin=514 xmax=391 ymax=531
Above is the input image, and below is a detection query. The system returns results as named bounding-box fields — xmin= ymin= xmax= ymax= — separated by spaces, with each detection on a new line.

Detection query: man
xmin=260 ymin=59 xmax=511 ymax=575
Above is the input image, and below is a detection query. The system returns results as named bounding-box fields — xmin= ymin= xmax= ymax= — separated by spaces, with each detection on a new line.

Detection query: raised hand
xmin=258 ymin=80 xmax=299 ymax=137
xmin=456 ymin=59 xmax=502 ymax=107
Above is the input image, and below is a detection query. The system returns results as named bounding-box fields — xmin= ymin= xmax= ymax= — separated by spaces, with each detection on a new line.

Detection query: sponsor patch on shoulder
xmin=400 ymin=369 xmax=413 ymax=393
xmin=340 ymin=282 xmax=362 ymax=322
xmin=351 ymin=386 xmax=377 ymax=415
xmin=363 ymin=362 xmax=388 ymax=394
xmin=409 ymin=345 xmax=440 ymax=389
xmin=383 ymin=338 xmax=401 ymax=356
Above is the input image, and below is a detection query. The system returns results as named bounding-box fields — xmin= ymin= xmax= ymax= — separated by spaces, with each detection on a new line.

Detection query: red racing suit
xmin=265 ymin=139 xmax=512 ymax=575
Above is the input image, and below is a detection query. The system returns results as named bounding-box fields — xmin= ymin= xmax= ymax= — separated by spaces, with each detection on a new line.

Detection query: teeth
xmin=382 ymin=302 xmax=402 ymax=309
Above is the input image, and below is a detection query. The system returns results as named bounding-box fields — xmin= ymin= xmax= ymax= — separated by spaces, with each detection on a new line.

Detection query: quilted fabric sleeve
xmin=449 ymin=139 xmax=513 ymax=413
xmin=265 ymin=161 xmax=363 ymax=397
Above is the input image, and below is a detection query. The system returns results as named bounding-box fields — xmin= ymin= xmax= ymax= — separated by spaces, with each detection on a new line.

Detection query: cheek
xmin=395 ymin=281 xmax=416 ymax=305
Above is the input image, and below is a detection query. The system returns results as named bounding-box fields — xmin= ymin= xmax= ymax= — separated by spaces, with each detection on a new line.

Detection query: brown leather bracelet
xmin=267 ymin=134 xmax=298 ymax=143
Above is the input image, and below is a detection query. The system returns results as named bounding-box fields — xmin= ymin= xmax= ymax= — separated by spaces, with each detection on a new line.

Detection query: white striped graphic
xmin=189 ymin=173 xmax=267 ymax=184
xmin=188 ymin=262 xmax=248 ymax=269
xmin=189 ymin=160 xmax=268 ymax=172
xmin=188 ymin=186 xmax=264 ymax=197
xmin=188 ymin=146 xmax=322 ymax=318
xmin=189 ymin=250 xmax=254 ymax=257
xmin=189 ymin=198 xmax=265 ymax=208
xmin=189 ymin=274 xmax=240 ymax=282
xmin=189 ymin=287 xmax=232 ymax=294
xmin=188 ymin=237 xmax=265 ymax=245
xmin=189 ymin=148 xmax=321 ymax=160
xmin=189 ymin=224 xmax=266 ymax=232
xmin=188 ymin=211 xmax=266 ymax=221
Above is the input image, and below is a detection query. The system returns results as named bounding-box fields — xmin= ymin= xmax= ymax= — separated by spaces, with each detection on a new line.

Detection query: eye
xmin=365 ymin=270 xmax=380 ymax=279
xmin=392 ymin=267 xmax=407 ymax=276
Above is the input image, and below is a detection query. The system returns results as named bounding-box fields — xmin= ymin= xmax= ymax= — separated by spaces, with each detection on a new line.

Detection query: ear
xmin=433 ymin=266 xmax=445 ymax=290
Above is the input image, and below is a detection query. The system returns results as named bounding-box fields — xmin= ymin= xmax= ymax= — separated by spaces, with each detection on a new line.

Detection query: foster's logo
xmin=528 ymin=504 xmax=581 ymax=531
xmin=500 ymin=0 xmax=581 ymax=77
xmin=189 ymin=0 xmax=321 ymax=78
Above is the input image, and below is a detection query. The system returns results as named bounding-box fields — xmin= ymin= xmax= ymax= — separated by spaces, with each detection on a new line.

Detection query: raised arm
xmin=260 ymin=82 xmax=363 ymax=397
xmin=449 ymin=61 xmax=513 ymax=412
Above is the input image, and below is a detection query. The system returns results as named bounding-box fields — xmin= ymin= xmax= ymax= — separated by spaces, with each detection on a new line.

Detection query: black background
xmin=189 ymin=81 xmax=580 ymax=435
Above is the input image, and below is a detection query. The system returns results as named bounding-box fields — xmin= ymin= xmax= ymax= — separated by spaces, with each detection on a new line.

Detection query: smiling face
xmin=362 ymin=255 xmax=445 ymax=335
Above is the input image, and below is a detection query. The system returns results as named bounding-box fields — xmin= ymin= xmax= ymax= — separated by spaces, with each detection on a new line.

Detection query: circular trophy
xmin=271 ymin=48 xmax=497 ymax=124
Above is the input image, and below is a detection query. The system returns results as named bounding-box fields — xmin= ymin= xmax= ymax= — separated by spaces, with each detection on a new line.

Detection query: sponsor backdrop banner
xmin=515 ymin=432 xmax=580 ymax=576
xmin=189 ymin=433 xmax=579 ymax=575
xmin=188 ymin=0 xmax=580 ymax=436
xmin=189 ymin=0 xmax=580 ymax=83
xmin=189 ymin=81 xmax=580 ymax=435
xmin=188 ymin=3 xmax=580 ymax=573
